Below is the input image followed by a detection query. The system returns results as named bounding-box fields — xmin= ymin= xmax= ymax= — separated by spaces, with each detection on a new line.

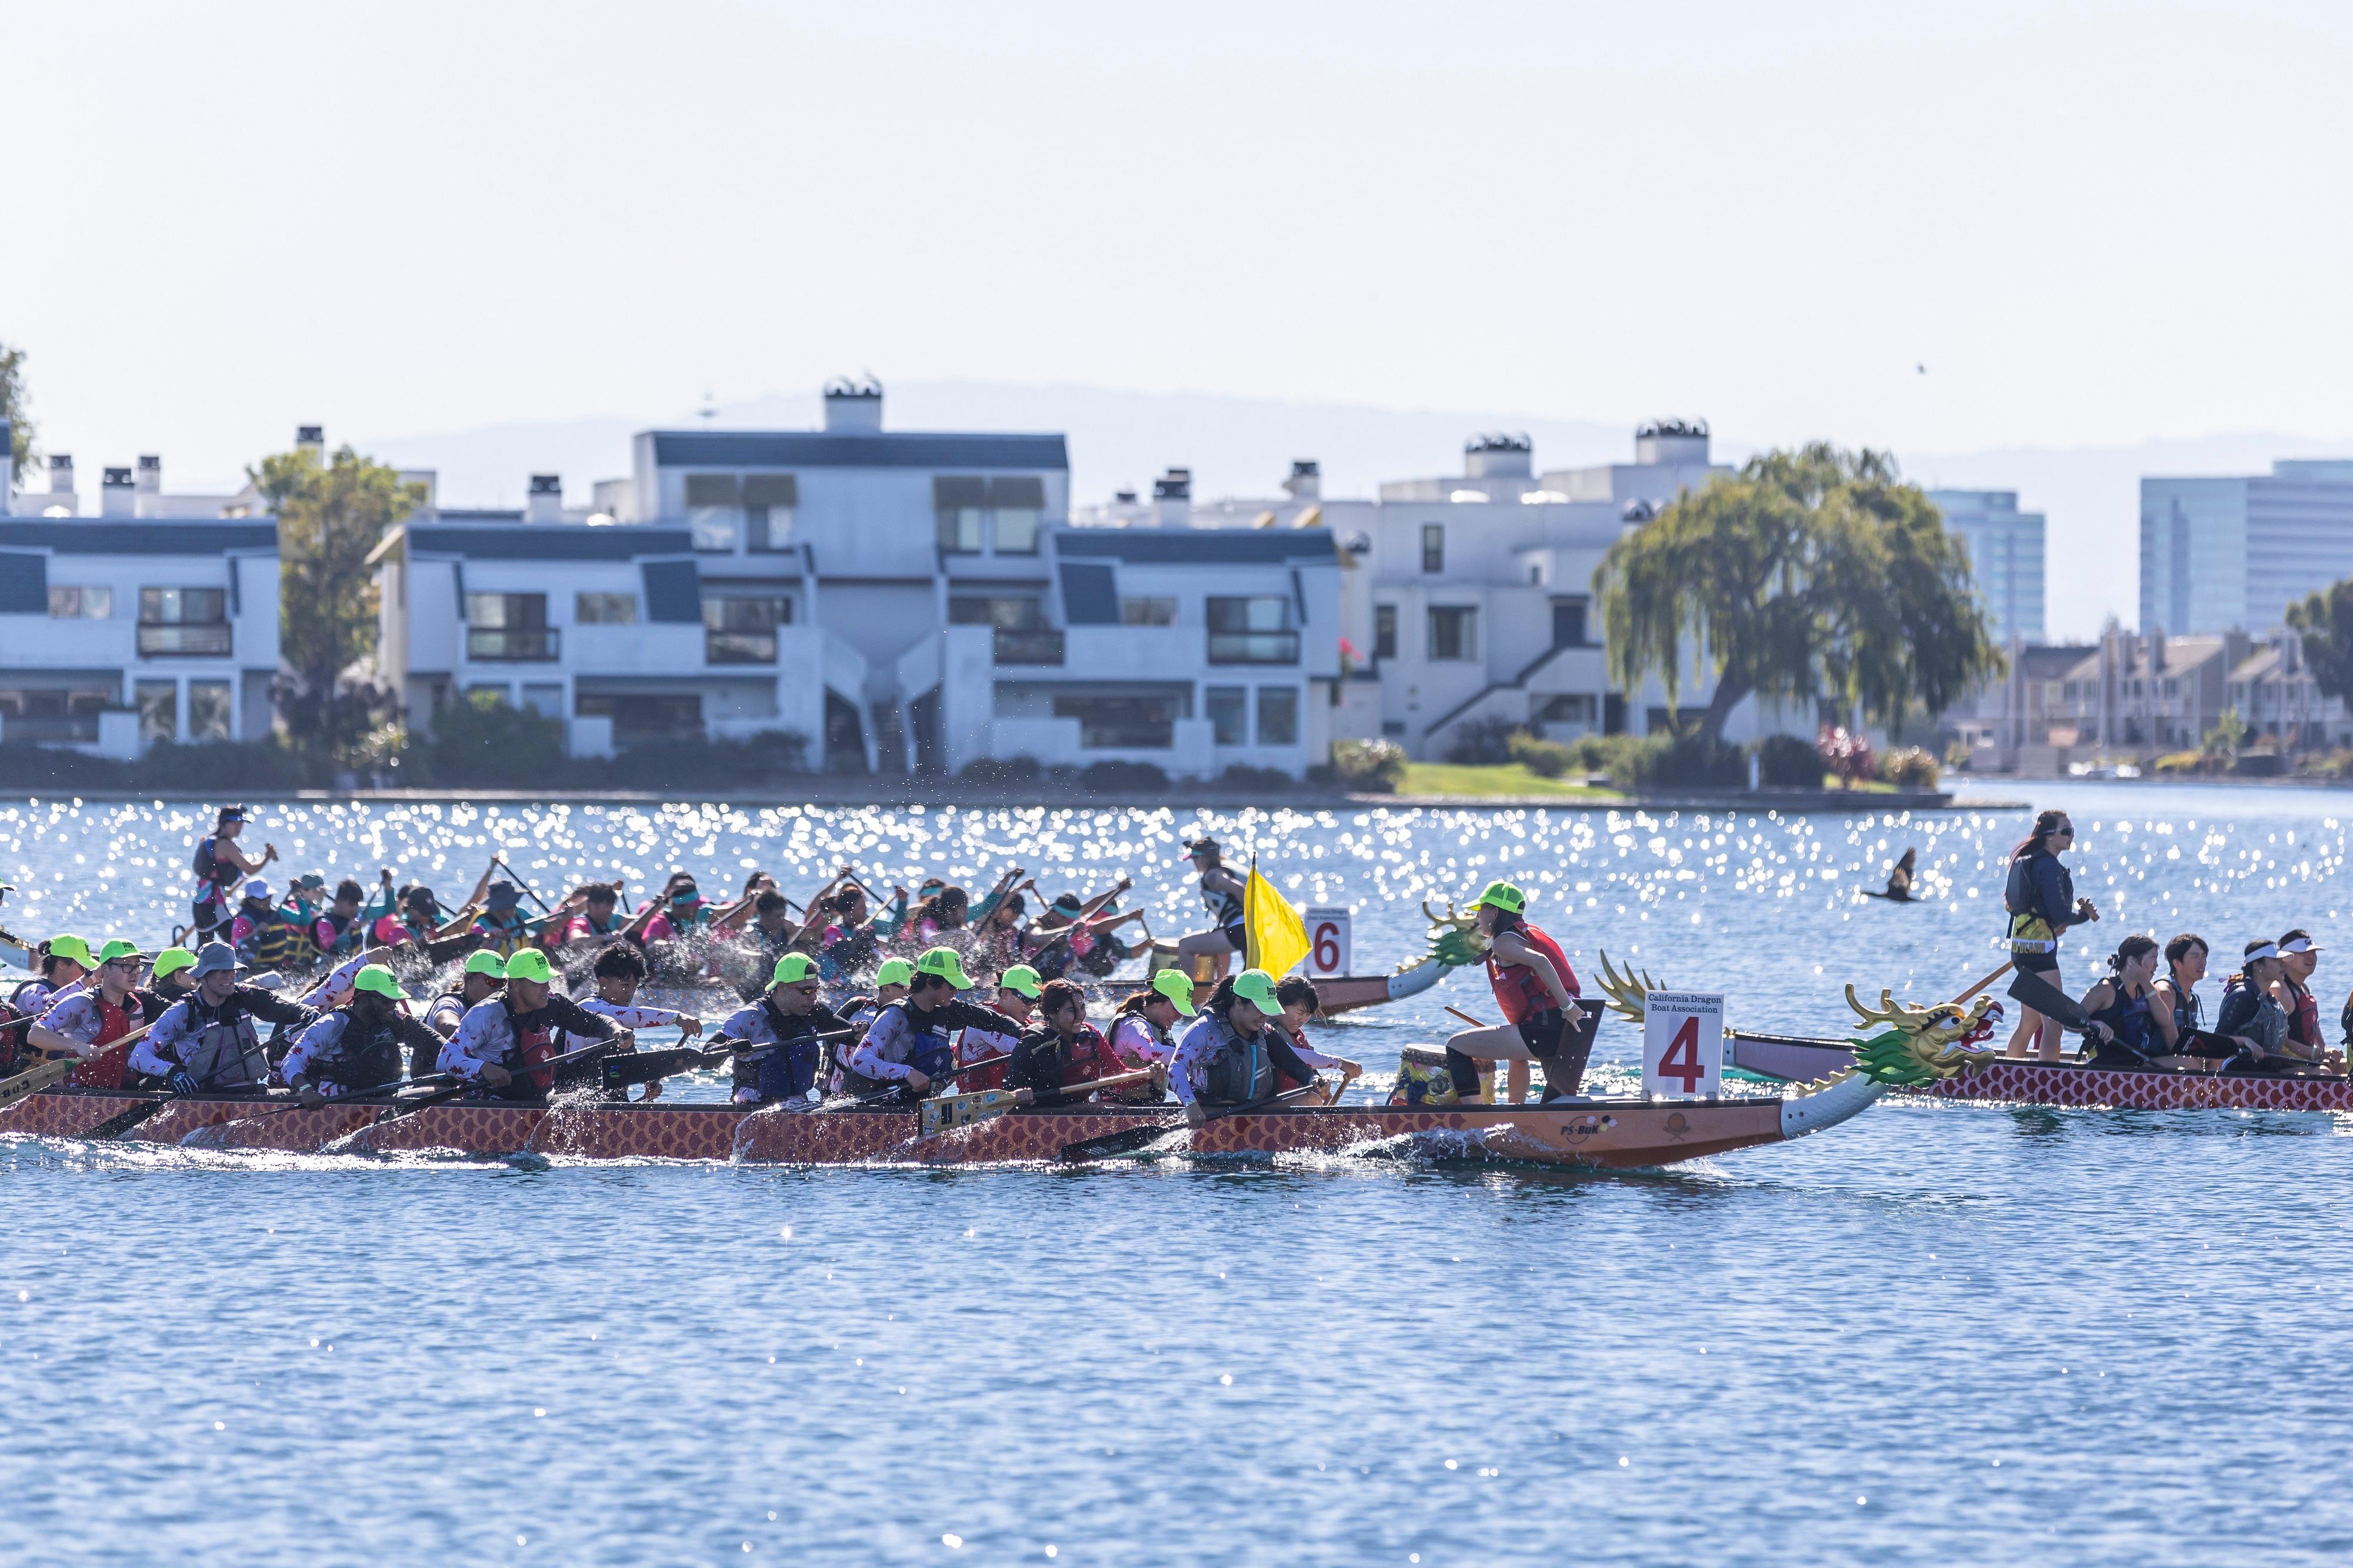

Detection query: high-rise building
xmin=2139 ymin=461 xmax=2353 ymax=635
xmin=1927 ymin=489 xmax=2045 ymax=646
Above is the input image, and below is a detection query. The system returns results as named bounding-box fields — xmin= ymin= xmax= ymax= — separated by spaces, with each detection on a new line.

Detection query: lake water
xmin=7 ymin=781 xmax=2353 ymax=1565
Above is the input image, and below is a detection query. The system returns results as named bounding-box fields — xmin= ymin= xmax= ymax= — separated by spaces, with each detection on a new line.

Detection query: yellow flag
xmin=1244 ymin=860 xmax=1310 ymax=979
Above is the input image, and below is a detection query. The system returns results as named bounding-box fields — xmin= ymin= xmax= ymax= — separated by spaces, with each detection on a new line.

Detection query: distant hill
xmin=360 ymin=382 xmax=2353 ymax=643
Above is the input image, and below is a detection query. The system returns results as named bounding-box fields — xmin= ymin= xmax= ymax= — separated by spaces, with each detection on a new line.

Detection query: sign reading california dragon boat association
xmin=1304 ymin=907 xmax=1352 ymax=976
xmin=1642 ymin=991 xmax=1724 ymax=1100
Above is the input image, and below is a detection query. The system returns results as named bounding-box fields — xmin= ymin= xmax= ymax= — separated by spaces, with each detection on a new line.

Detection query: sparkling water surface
xmin=7 ymin=780 xmax=2353 ymax=1565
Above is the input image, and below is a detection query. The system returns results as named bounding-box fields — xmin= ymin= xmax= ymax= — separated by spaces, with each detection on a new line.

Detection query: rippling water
xmin=8 ymin=781 xmax=2353 ymax=1565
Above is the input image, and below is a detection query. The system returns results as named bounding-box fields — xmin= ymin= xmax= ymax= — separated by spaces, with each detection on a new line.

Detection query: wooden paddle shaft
xmin=1949 ymin=962 xmax=2014 ymax=1007
xmin=1445 ymin=1005 xmax=1489 ymax=1029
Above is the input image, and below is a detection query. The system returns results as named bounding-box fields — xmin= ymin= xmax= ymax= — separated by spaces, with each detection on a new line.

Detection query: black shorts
xmin=1222 ymin=925 xmax=1248 ymax=952
xmin=1517 ymin=1009 xmax=1567 ymax=1057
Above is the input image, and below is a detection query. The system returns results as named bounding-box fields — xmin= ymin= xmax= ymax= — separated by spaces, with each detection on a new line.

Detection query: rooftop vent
xmin=526 ymin=473 xmax=563 ymax=523
xmin=1622 ymin=497 xmax=1659 ymax=523
xmin=47 ymin=453 xmax=74 ymax=495
xmin=1634 ymin=418 xmax=1710 ymax=466
xmin=1150 ymin=467 xmax=1191 ymax=528
xmin=101 ymin=466 xmax=135 ymax=518
xmin=296 ymin=425 xmax=325 ymax=463
xmin=1283 ymin=459 xmax=1321 ymax=502
xmin=1464 ymin=431 xmax=1532 ymax=481
xmin=822 ymin=374 xmax=884 ymax=433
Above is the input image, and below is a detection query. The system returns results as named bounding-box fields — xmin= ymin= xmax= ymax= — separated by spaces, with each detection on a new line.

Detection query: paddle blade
xmin=2006 ymin=968 xmax=2090 ymax=1032
xmin=1059 ymin=1121 xmax=1178 ymax=1162
xmin=86 ymin=1100 xmax=168 ymax=1141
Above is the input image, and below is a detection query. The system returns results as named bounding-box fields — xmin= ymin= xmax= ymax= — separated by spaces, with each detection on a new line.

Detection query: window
xmin=1257 ymin=686 xmax=1298 ymax=746
xmin=744 ymin=474 xmax=798 ymax=552
xmin=0 ymin=686 xmax=109 ymax=743
xmin=685 ymin=473 xmax=740 ymax=553
xmin=48 ymin=586 xmax=111 ymax=619
xmin=576 ymin=691 xmax=705 ymax=745
xmin=1052 ymin=693 xmax=1179 ymax=749
xmin=136 ymin=680 xmax=176 ymax=742
xmin=1551 ymin=597 xmax=1588 ymax=649
xmin=1206 ymin=596 xmax=1300 ymax=664
xmin=1207 ymin=686 xmax=1247 ymax=745
xmin=138 ymin=587 xmax=230 ymax=656
xmin=1535 ymin=693 xmax=1598 ymax=726
xmin=1381 ymin=719 xmax=1407 ymax=738
xmin=935 ymin=477 xmax=986 ymax=553
xmin=465 ymin=593 xmax=558 ymax=660
xmin=188 ymin=680 xmax=232 ymax=742
xmin=990 ymin=476 xmax=1046 ymax=555
xmin=949 ymin=596 xmax=1044 ymax=629
xmin=1120 ymin=596 xmax=1178 ymax=626
xmin=704 ymin=595 xmax=791 ymax=664
xmin=575 ymin=592 xmax=638 ymax=625
xmin=1374 ymin=605 xmax=1397 ymax=660
xmin=1428 ymin=605 xmax=1479 ymax=661
xmin=1421 ymin=523 xmax=1445 ymax=573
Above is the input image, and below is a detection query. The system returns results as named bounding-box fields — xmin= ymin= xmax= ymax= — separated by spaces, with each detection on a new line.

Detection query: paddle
xmin=334 ymin=1036 xmax=631 ymax=1138
xmin=918 ymin=1066 xmax=1159 ymax=1136
xmin=838 ymin=1052 xmax=1015 ymax=1109
xmin=1058 ymin=1082 xmax=1325 ymax=1163
xmin=0 ymin=1055 xmax=80 ymax=1112
xmin=492 ymin=858 xmax=555 ymax=916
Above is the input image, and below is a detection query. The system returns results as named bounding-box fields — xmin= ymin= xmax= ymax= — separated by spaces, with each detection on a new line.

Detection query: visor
xmin=2279 ymin=936 xmax=2321 ymax=955
xmin=2245 ymin=943 xmax=2281 ymax=964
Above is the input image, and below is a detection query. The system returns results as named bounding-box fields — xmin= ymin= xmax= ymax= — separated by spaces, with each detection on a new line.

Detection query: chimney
xmin=526 ymin=473 xmax=563 ymax=523
xmin=101 ymin=466 xmax=135 ymax=518
xmin=1634 ymin=418 xmax=1711 ymax=467
xmin=821 ymin=374 xmax=883 ymax=434
xmin=1282 ymin=460 xmax=1321 ymax=502
xmin=1463 ymin=433 xmax=1533 ymax=481
xmin=134 ymin=455 xmax=162 ymax=517
xmin=48 ymin=453 xmax=75 ymax=501
xmin=1151 ymin=467 xmax=1192 ymax=529
xmin=296 ymin=425 xmax=325 ymax=464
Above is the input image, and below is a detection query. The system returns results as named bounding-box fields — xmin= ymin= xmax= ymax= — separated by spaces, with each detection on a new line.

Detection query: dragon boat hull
xmin=1729 ymin=1030 xmax=2353 ymax=1112
xmin=0 ymin=1074 xmax=1882 ymax=1170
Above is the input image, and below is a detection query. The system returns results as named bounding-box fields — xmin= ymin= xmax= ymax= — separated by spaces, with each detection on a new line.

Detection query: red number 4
xmin=1657 ymin=1016 xmax=1706 ymax=1093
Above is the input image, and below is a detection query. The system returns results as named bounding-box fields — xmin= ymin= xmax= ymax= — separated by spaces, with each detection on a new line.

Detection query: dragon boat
xmin=0 ymin=996 xmax=1982 ymax=1169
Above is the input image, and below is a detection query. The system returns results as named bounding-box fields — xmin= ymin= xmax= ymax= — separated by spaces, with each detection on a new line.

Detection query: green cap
xmin=352 ymin=963 xmax=404 ymax=1000
xmin=1475 ymin=880 xmax=1527 ymax=915
xmin=1229 ymin=968 xmax=1280 ymax=1013
xmin=1150 ymin=969 xmax=1196 ymax=1015
xmin=999 ymin=964 xmax=1044 ymax=999
xmin=463 ymin=949 xmax=508 ymax=979
xmin=502 ymin=948 xmax=554 ymax=984
xmin=48 ymin=935 xmax=92 ymax=967
xmin=875 ymin=958 xmax=915 ymax=989
xmin=915 ymin=946 xmax=974 ymax=990
xmin=96 ymin=939 xmax=144 ymax=965
xmin=152 ymin=946 xmax=198 ymax=980
xmin=771 ymin=952 xmax=818 ymax=987
xmin=295 ymin=872 xmax=327 ymax=891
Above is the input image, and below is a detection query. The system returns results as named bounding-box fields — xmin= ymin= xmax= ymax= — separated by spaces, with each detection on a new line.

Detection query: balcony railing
xmin=706 ymin=630 xmax=778 ymax=665
xmin=993 ymin=628 xmax=1065 ymax=665
xmin=467 ymin=626 xmax=561 ymax=662
xmin=1207 ymin=630 xmax=1300 ymax=665
xmin=136 ymin=623 xmax=233 ymax=658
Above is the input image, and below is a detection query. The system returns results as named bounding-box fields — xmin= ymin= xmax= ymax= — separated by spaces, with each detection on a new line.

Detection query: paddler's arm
xmin=544 ymin=994 xmax=621 ymax=1046
xmin=1488 ymin=930 xmax=1574 ymax=1011
xmin=25 ymin=997 xmax=96 ymax=1059
xmin=281 ymin=1014 xmax=345 ymax=1105
xmin=439 ymin=1009 xmax=512 ymax=1087
xmin=2032 ymin=856 xmax=2092 ymax=928
xmin=129 ymin=1000 xmax=195 ymax=1078
xmin=1262 ymin=1027 xmax=1319 ymax=1090
xmin=845 ymin=1009 xmax=926 ymax=1093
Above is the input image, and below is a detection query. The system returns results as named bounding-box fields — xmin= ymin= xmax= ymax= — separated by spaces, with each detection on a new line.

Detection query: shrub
xmin=1507 ymin=731 xmax=1576 ymax=779
xmin=600 ymin=730 xmax=809 ymax=788
xmin=1752 ymin=733 xmax=1828 ymax=789
xmin=1942 ymin=739 xmax=1975 ymax=771
xmin=1878 ymin=746 xmax=1942 ymax=789
xmin=1077 ymin=759 xmax=1170 ymax=792
xmin=1445 ymin=716 xmax=1522 ymax=765
xmin=2295 ymin=750 xmax=2353 ymax=779
xmin=2153 ymin=749 xmax=2207 ymax=776
xmin=1816 ymin=726 xmax=1877 ymax=788
xmin=1331 ymin=739 xmax=1407 ymax=793
xmin=410 ymin=691 xmax=569 ymax=788
xmin=1607 ymin=735 xmax=1744 ymax=790
xmin=1217 ymin=763 xmax=1295 ymax=792
xmin=959 ymin=755 xmax=1042 ymax=785
xmin=0 ymin=738 xmax=331 ymax=792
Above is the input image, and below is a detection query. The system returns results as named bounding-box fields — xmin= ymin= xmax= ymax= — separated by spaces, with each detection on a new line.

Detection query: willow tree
xmin=0 ymin=341 xmax=34 ymax=485
xmin=255 ymin=444 xmax=425 ymax=757
xmin=1593 ymin=443 xmax=2002 ymax=744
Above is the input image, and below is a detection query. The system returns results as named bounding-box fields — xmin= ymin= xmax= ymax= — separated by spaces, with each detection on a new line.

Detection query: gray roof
xmin=0 ymin=520 xmax=277 ymax=554
xmin=1055 ymin=528 xmax=1337 ymax=565
xmin=435 ymin=508 xmax=525 ymax=523
xmin=406 ymin=523 xmax=695 ymax=561
xmin=649 ymin=431 xmax=1068 ymax=471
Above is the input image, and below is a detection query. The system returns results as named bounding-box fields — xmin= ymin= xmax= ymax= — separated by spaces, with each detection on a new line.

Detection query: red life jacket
xmin=509 ymin=1010 xmax=559 ymax=1097
xmin=1274 ymin=1024 xmax=1314 ymax=1093
xmin=2288 ymin=981 xmax=2322 ymax=1049
xmin=67 ymin=992 xmax=141 ymax=1091
xmin=1485 ymin=922 xmax=1578 ymax=1025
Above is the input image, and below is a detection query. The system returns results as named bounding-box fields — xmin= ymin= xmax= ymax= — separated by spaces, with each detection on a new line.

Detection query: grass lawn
xmin=1395 ymin=762 xmax=1624 ymax=799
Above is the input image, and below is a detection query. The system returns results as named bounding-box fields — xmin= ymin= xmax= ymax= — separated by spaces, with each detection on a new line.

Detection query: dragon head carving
xmin=1409 ymin=899 xmax=1491 ymax=974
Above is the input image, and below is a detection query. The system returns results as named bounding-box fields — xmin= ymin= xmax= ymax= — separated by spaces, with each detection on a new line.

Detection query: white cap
xmin=245 ymin=878 xmax=273 ymax=900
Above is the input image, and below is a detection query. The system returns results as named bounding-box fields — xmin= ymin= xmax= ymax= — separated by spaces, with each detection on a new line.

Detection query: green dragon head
xmin=1844 ymin=986 xmax=1995 ymax=1086
xmin=1412 ymin=899 xmax=1491 ymax=973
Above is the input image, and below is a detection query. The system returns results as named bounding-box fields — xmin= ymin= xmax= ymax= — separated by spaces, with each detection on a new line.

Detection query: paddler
xmin=561 ymin=882 xmax=627 ymax=943
xmin=1172 ymin=839 xmax=1247 ymax=982
xmin=10 ymin=933 xmax=92 ymax=1015
xmin=2269 ymin=930 xmax=2328 ymax=1065
xmin=1006 ymin=977 xmax=1161 ymax=1107
xmin=1168 ymin=969 xmax=1321 ymax=1125
xmin=1272 ymin=975 xmax=1362 ymax=1103
xmin=138 ymin=946 xmax=200 ymax=1017
xmin=26 ymin=939 xmax=149 ymax=1089
xmin=2002 ymin=810 xmax=2099 ymax=1060
xmin=440 ymin=948 xmax=619 ymax=1102
xmin=468 ymin=880 xmax=534 ymax=959
xmin=376 ymin=883 xmax=440 ymax=946
xmin=281 ymin=964 xmax=445 ymax=1106
xmin=1441 ymin=881 xmax=1582 ymax=1105
xmin=231 ymin=879 xmax=308 ymax=974
xmin=424 ymin=950 xmax=508 ymax=1077
xmin=2215 ymin=940 xmax=2297 ymax=1066
xmin=1100 ymin=970 xmax=1191 ymax=1103
xmin=570 ymin=942 xmax=704 ymax=1102
xmin=837 ymin=946 xmax=1023 ymax=1100
xmin=721 ymin=953 xmax=852 ymax=1108
xmin=953 ymin=964 xmax=1042 ymax=1092
xmin=819 ymin=956 xmax=913 ymax=1093
xmin=309 ymin=878 xmax=370 ymax=958
xmin=131 ymin=942 xmax=321 ymax=1095
xmin=190 ymin=805 xmax=277 ymax=944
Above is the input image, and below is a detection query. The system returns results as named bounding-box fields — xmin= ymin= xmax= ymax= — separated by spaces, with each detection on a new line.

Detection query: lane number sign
xmin=1642 ymin=991 xmax=1724 ymax=1100
xmin=1304 ymin=907 xmax=1352 ymax=976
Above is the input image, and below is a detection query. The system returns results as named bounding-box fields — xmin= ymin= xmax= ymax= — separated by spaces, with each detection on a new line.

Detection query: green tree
xmin=1593 ymin=443 xmax=2004 ymax=745
xmin=2287 ymin=579 xmax=2353 ymax=703
xmin=255 ymin=443 xmax=424 ymax=758
xmin=0 ymin=341 xmax=35 ymax=485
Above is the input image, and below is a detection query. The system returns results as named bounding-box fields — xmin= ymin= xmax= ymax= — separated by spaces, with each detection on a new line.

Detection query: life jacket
xmin=2162 ymin=976 xmax=2203 ymax=1037
xmin=312 ymin=908 xmax=361 ymax=956
xmin=1194 ymin=1014 xmax=1278 ymax=1106
xmin=1016 ymin=1023 xmax=1122 ymax=1102
xmin=473 ymin=911 xmax=532 ymax=959
xmin=2285 ymin=979 xmax=2321 ymax=1049
xmin=2089 ymin=984 xmax=2155 ymax=1057
xmin=62 ymin=990 xmax=142 ymax=1091
xmin=838 ymin=1000 xmax=958 ymax=1097
xmin=955 ymin=1024 xmax=1015 ymax=1092
xmin=751 ymin=997 xmax=825 ymax=1104
xmin=1202 ymin=876 xmax=1245 ymax=937
xmin=482 ymin=1003 xmax=560 ymax=1098
xmin=192 ymin=835 xmax=239 ymax=911
xmin=1485 ymin=922 xmax=1578 ymax=1025
xmin=172 ymin=994 xmax=272 ymax=1090
xmin=312 ymin=1006 xmax=408 ymax=1095
xmin=0 ymin=1000 xmax=24 ymax=1077
xmin=240 ymin=903 xmax=309 ymax=975
xmin=2002 ymin=852 xmax=2069 ymax=955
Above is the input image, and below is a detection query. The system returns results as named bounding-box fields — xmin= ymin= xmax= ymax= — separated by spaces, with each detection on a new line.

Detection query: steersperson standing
xmin=1168 ymin=969 xmax=1323 ymax=1127
xmin=836 ymin=947 xmax=1023 ymax=1100
xmin=191 ymin=805 xmax=277 ymax=945
xmin=2002 ymin=809 xmax=2099 ymax=1061
xmin=1171 ymin=839 xmax=1248 ymax=983
xmin=1441 ymin=882 xmax=1582 ymax=1105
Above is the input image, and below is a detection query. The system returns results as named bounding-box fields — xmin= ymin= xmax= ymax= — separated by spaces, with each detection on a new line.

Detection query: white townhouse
xmin=0 ymin=421 xmax=280 ymax=755
xmin=376 ymin=382 xmax=1342 ymax=779
xmin=1147 ymin=420 xmax=1817 ymax=758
